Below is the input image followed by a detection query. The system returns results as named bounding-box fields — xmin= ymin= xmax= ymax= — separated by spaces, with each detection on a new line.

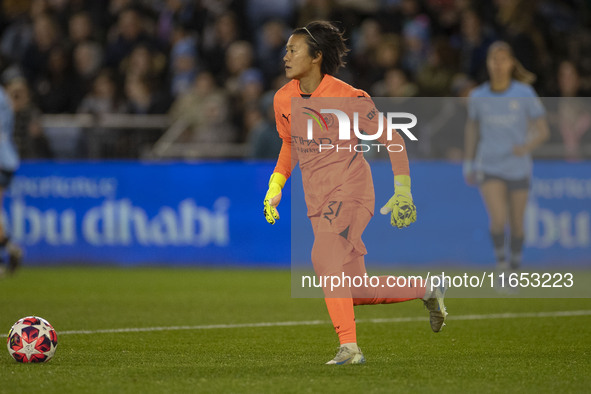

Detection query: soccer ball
xmin=6 ymin=316 xmax=58 ymax=363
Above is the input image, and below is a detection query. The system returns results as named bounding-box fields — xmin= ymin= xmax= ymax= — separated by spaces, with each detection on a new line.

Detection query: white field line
xmin=59 ymin=310 xmax=591 ymax=335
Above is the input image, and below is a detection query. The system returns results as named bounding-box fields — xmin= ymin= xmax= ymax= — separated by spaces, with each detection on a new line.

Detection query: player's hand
xmin=264 ymin=187 xmax=282 ymax=224
xmin=513 ymin=145 xmax=528 ymax=156
xmin=380 ymin=175 xmax=417 ymax=229
xmin=263 ymin=173 xmax=286 ymax=225
xmin=463 ymin=160 xmax=477 ymax=186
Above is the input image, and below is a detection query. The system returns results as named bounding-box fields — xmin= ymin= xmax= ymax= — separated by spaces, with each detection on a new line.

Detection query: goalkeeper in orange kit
xmin=263 ymin=21 xmax=448 ymax=365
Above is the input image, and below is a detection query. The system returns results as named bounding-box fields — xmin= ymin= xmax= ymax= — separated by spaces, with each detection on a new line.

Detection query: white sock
xmin=422 ymin=281 xmax=432 ymax=300
xmin=341 ymin=342 xmax=359 ymax=352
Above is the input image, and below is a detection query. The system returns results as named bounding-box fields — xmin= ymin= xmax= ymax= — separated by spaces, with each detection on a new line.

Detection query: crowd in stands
xmin=0 ymin=0 xmax=590 ymax=160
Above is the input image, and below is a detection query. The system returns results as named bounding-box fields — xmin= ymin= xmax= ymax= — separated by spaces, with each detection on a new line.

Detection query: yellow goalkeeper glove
xmin=380 ymin=174 xmax=417 ymax=229
xmin=263 ymin=173 xmax=286 ymax=225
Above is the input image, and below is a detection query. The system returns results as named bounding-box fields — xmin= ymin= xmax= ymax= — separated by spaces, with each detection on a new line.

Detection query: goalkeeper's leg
xmin=311 ymin=232 xmax=357 ymax=345
xmin=344 ymin=253 xmax=447 ymax=332
xmin=311 ymin=232 xmax=366 ymax=364
xmin=312 ymin=234 xmax=427 ymax=346
xmin=343 ymin=254 xmax=426 ymax=304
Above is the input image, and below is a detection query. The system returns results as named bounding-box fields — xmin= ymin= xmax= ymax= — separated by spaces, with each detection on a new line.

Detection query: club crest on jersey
xmin=303 ymin=107 xmax=329 ymax=131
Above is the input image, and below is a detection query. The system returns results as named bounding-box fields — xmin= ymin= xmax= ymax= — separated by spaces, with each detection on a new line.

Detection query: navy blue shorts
xmin=480 ymin=173 xmax=530 ymax=191
xmin=0 ymin=170 xmax=14 ymax=188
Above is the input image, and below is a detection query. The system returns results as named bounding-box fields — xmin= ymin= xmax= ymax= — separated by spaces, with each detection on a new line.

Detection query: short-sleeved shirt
xmin=468 ymin=80 xmax=545 ymax=180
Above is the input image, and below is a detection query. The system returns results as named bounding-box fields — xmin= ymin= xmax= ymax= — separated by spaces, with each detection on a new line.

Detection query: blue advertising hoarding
xmin=291 ymin=161 xmax=591 ymax=267
xmin=3 ymin=162 xmax=289 ymax=265
xmin=2 ymin=161 xmax=590 ymax=267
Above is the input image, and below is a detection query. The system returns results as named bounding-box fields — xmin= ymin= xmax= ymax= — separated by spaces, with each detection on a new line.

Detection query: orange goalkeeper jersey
xmin=273 ymin=75 xmax=410 ymax=217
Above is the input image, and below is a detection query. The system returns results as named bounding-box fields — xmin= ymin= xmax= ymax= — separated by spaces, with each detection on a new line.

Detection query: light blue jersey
xmin=468 ymin=80 xmax=545 ymax=180
xmin=0 ymin=87 xmax=19 ymax=172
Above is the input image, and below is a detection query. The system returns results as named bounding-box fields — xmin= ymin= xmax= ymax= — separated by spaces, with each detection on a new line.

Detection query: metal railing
xmin=38 ymin=114 xmax=585 ymax=160
xmin=40 ymin=114 xmax=170 ymax=129
xmin=40 ymin=114 xmax=249 ymax=159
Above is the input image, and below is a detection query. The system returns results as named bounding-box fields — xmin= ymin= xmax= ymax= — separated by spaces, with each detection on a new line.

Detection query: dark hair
xmin=292 ymin=21 xmax=349 ymax=76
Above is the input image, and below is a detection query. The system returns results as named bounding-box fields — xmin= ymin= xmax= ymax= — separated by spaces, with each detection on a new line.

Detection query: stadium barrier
xmin=39 ymin=112 xmax=591 ymax=160
xmin=2 ymin=161 xmax=590 ymax=267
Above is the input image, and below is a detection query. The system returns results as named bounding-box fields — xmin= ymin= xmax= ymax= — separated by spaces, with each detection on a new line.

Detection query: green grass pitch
xmin=1 ymin=268 xmax=590 ymax=393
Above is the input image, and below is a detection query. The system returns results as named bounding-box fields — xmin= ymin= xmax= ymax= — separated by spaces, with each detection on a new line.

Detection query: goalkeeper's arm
xmin=263 ymin=172 xmax=286 ymax=225
xmin=377 ymin=123 xmax=417 ymax=229
xmin=263 ymin=132 xmax=294 ymax=225
xmin=379 ymin=174 xmax=417 ymax=228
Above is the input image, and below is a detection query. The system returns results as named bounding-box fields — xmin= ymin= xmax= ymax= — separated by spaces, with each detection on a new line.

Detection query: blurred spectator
xmin=401 ymin=12 xmax=430 ymax=75
xmin=120 ymin=44 xmax=166 ymax=83
xmin=77 ymin=69 xmax=127 ymax=158
xmin=452 ymin=9 xmax=495 ymax=83
xmin=495 ymin=0 xmax=550 ymax=88
xmin=247 ymin=0 xmax=293 ymax=31
xmin=72 ymin=41 xmax=103 ymax=101
xmin=21 ymin=13 xmax=61 ymax=85
xmin=424 ymin=0 xmax=463 ymax=36
xmin=297 ymin=0 xmax=338 ymax=27
xmin=78 ymin=69 xmax=127 ymax=115
xmin=0 ymin=0 xmax=588 ymax=159
xmin=0 ymin=0 xmax=37 ymax=63
xmin=4 ymin=75 xmax=52 ymax=159
xmin=556 ymin=60 xmax=590 ymax=97
xmin=169 ymin=71 xmax=214 ymax=124
xmin=46 ymin=0 xmax=70 ymax=26
xmin=105 ymin=7 xmax=154 ymax=68
xmin=58 ymin=0 xmax=108 ymax=30
xmin=194 ymin=95 xmax=237 ymax=144
xmin=30 ymin=0 xmax=50 ymax=18
xmin=233 ymin=68 xmax=265 ymax=141
xmin=201 ymin=12 xmax=240 ymax=77
xmin=415 ymin=36 xmax=458 ymax=96
xmin=120 ymin=74 xmax=169 ymax=157
xmin=351 ymin=18 xmax=382 ymax=62
xmin=169 ymin=71 xmax=235 ymax=143
xmin=239 ymin=69 xmax=264 ymax=104
xmin=67 ymin=11 xmax=95 ymax=45
xmin=156 ymin=0 xmax=197 ymax=45
xmin=1 ymin=0 xmax=31 ymax=19
xmin=351 ymin=19 xmax=384 ymax=90
xmin=246 ymin=91 xmax=282 ymax=159
xmin=34 ymin=44 xmax=77 ymax=113
xmin=120 ymin=44 xmax=169 ymax=115
xmin=537 ymin=0 xmax=580 ymax=34
xmin=371 ymin=67 xmax=418 ymax=97
xmin=223 ymin=40 xmax=257 ymax=96
xmin=107 ymin=0 xmax=136 ymax=26
xmin=169 ymin=21 xmax=198 ymax=97
xmin=425 ymin=73 xmax=476 ymax=160
xmin=124 ymin=75 xmax=169 ymax=115
xmin=554 ymin=61 xmax=591 ymax=160
xmin=255 ymin=20 xmax=289 ymax=88
xmin=356 ymin=33 xmax=403 ymax=91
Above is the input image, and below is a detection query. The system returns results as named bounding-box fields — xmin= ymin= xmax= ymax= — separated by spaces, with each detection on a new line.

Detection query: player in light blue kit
xmin=0 ymin=81 xmax=22 ymax=277
xmin=464 ymin=41 xmax=549 ymax=279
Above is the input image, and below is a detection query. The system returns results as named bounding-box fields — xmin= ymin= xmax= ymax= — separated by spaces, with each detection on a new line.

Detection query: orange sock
xmin=324 ymin=298 xmax=356 ymax=345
